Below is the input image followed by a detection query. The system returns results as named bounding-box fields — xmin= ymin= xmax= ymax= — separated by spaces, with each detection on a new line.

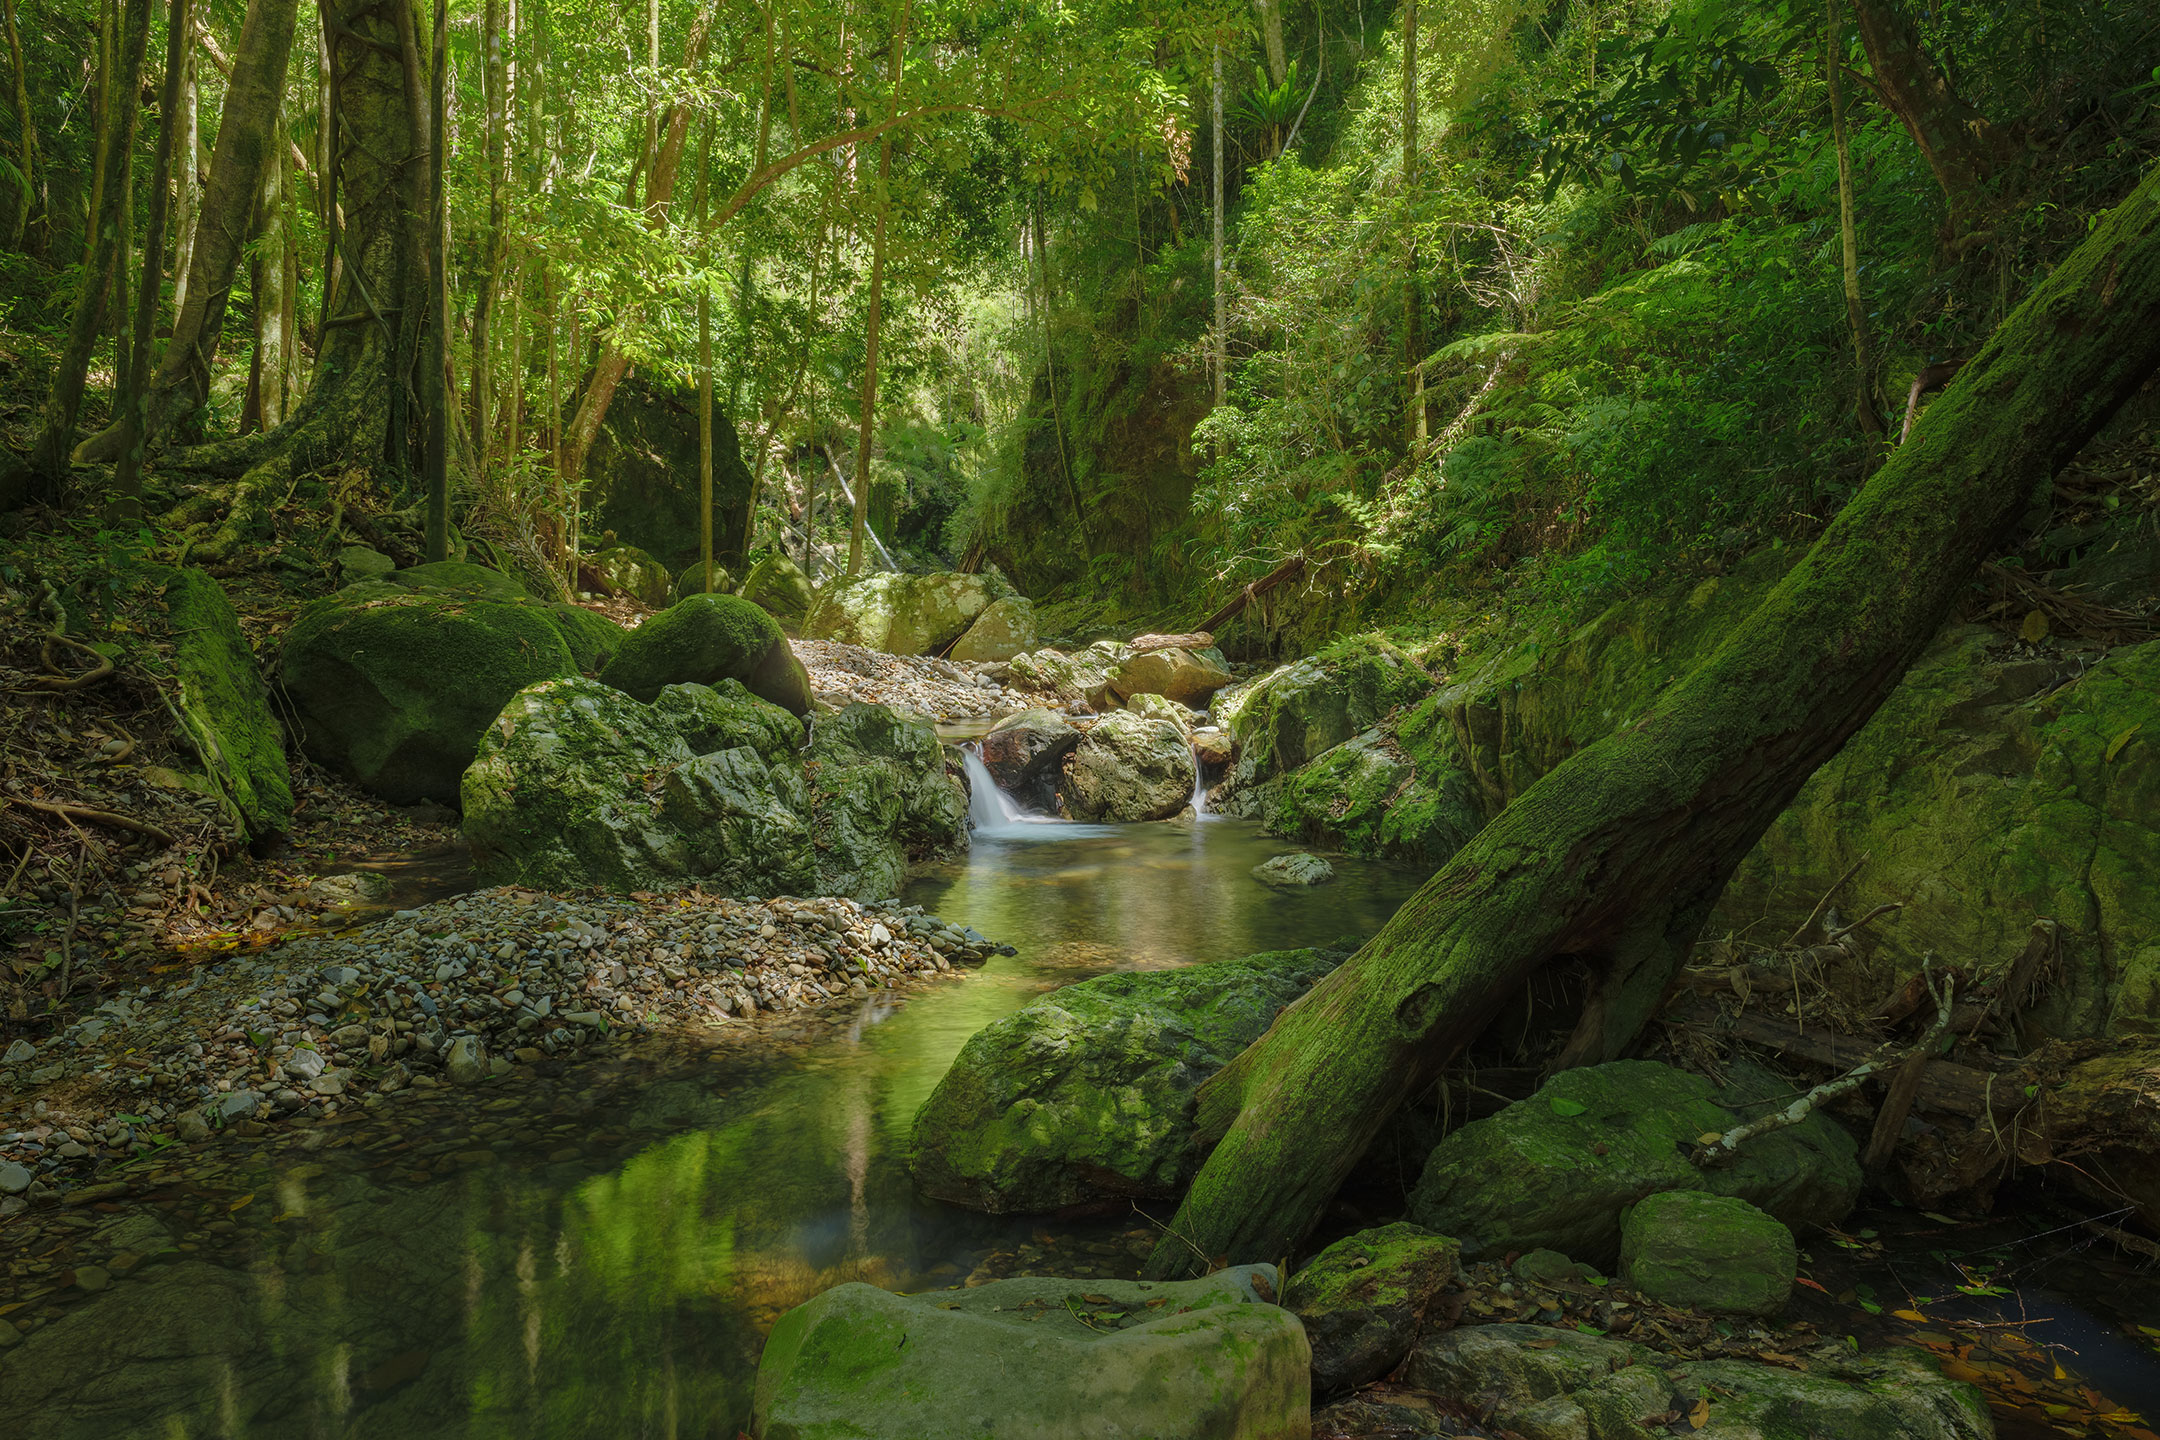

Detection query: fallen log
xmin=1193 ymin=554 xmax=1305 ymax=636
xmin=1129 ymin=632 xmax=1214 ymax=654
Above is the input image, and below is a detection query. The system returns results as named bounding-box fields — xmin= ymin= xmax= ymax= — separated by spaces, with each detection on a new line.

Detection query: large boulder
xmin=1407 ymin=1060 xmax=1860 ymax=1263
xmin=1113 ymin=645 xmax=1233 ymax=707
xmin=751 ymin=1266 xmax=1308 ymax=1440
xmin=1267 ymin=698 xmax=1484 ymax=868
xmin=582 ymin=378 xmax=754 ymax=568
xmin=738 ymin=551 xmax=815 ymax=625
xmin=1058 ymin=710 xmax=1195 ymax=822
xmin=546 ymin=603 xmax=630 ymax=672
xmin=909 ymin=946 xmax=1348 ymax=1212
xmin=153 ymin=566 xmax=294 ymax=839
xmin=947 ymin=595 xmax=1037 ymax=663
xmin=671 ymin=560 xmax=732 ymax=604
xmin=279 ymin=584 xmax=578 ymax=805
xmin=1218 ymin=635 xmax=1433 ymax=788
xmin=383 ymin=560 xmax=530 ymax=601
xmin=802 ymin=571 xmax=1012 ymax=656
xmin=1619 ymin=1191 xmax=1796 ymax=1317
xmin=463 ymin=679 xmax=955 ymax=900
xmin=597 ymin=593 xmax=812 ymax=716
xmin=587 ymin=545 xmax=673 ymax=607
xmin=1008 ymin=644 xmax=1126 ymax=708
xmin=978 ymin=707 xmax=1081 ymax=812
xmin=1284 ymin=1223 xmax=1460 ymax=1396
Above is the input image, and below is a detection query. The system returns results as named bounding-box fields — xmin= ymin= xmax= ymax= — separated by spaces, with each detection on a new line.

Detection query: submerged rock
xmin=1058 ymin=709 xmax=1195 ymax=822
xmin=1254 ymin=852 xmax=1334 ymax=886
xmin=948 ymin=594 xmax=1038 ymax=663
xmin=597 ymin=592 xmax=812 ymax=715
xmin=909 ymin=946 xmax=1349 ymax=1212
xmin=1285 ymin=1223 xmax=1460 ymax=1395
xmin=1620 ymin=1191 xmax=1796 ymax=1316
xmin=154 ymin=565 xmax=294 ymax=839
xmin=978 ymin=707 xmax=1080 ymax=812
xmin=751 ymin=1266 xmax=1308 ymax=1440
xmin=1408 ymin=1059 xmax=1860 ymax=1263
xmin=738 ymin=551 xmax=815 ymax=625
xmin=802 ymin=570 xmax=1012 ymax=656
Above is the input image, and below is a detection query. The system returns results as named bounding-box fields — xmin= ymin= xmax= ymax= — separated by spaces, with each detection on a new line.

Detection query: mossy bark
xmin=1144 ymin=163 xmax=2160 ymax=1277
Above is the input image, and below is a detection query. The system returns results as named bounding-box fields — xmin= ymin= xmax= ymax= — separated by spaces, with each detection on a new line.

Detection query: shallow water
xmin=0 ymin=817 xmax=1420 ymax=1439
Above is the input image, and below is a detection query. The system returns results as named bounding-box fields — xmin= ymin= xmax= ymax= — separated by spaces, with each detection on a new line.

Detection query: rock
xmin=948 ymin=595 xmax=1038 ymax=663
xmin=1113 ymin=645 xmax=1234 ymax=707
xmin=804 ymin=702 xmax=971 ymax=901
xmin=386 ymin=559 xmax=531 ymax=601
xmin=1268 ymin=707 xmax=1483 ymax=868
xmin=336 ymin=545 xmax=396 ymax=584
xmin=1125 ymin=690 xmax=1195 ymax=738
xmin=73 ymin=1266 xmax=110 ymax=1292
xmin=750 ymin=1266 xmax=1307 ymax=1440
xmin=978 ymin=708 xmax=1081 ymax=811
xmin=803 ymin=571 xmax=1013 ymax=656
xmin=1511 ymin=1249 xmax=1594 ymax=1287
xmin=3 ymin=1038 xmax=33 ymax=1063
xmin=548 ymin=603 xmax=630 ymax=672
xmin=153 ymin=565 xmax=296 ymax=839
xmin=738 ymin=551 xmax=815 ymax=625
xmin=910 ymin=946 xmax=1349 ymax=1212
xmin=1406 ymin=1322 xmax=1652 ymax=1416
xmin=1408 ymin=1059 xmax=1860 ymax=1262
xmin=0 ymin=1160 xmax=29 ymax=1194
xmin=1058 ymin=710 xmax=1195 ymax=822
xmin=1620 ymin=1191 xmax=1796 ymax=1316
xmin=672 ymin=560 xmax=733 ymax=604
xmin=582 ymin=379 xmax=756 ymax=570
xmin=283 ymin=1047 xmax=327 ymax=1082
xmin=279 ymin=582 xmax=578 ymax=805
xmin=1218 ymin=634 xmax=1434 ymax=788
xmin=1008 ymin=644 xmax=1126 ymax=707
xmin=1254 ymin=852 xmax=1334 ymax=886
xmin=304 ymin=872 xmax=392 ymax=908
xmin=1284 ymin=1223 xmax=1460 ymax=1395
xmin=217 ymin=1090 xmax=260 ymax=1122
xmin=597 ymin=592 xmax=813 ymax=716
xmin=444 ymin=1035 xmax=487 ymax=1085
xmin=173 ymin=1109 xmax=209 ymax=1142
xmin=590 ymin=545 xmax=674 ymax=607
xmin=1673 ymin=1351 xmax=1993 ymax=1440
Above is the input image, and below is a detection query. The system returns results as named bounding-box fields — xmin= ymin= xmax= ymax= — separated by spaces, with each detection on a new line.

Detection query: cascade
xmin=960 ymin=745 xmax=1060 ymax=836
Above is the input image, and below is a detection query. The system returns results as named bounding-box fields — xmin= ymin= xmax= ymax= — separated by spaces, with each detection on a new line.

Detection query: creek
xmin=3 ymin=809 xmax=1418 ymax=1438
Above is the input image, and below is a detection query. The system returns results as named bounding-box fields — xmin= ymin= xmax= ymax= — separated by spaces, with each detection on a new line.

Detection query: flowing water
xmin=1 ymin=802 xmax=1421 ymax=1439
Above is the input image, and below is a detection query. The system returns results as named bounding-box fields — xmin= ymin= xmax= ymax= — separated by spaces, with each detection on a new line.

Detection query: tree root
xmin=25 ymin=633 xmax=115 ymax=691
xmin=4 ymin=797 xmax=175 ymax=845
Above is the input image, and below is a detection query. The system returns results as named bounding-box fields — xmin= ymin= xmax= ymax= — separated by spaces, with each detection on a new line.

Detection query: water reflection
xmin=0 ymin=820 xmax=1422 ymax=1439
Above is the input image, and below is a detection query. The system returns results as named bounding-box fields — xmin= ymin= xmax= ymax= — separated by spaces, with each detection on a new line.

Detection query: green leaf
xmin=1549 ymin=1097 xmax=1589 ymax=1117
xmin=2106 ymin=725 xmax=2140 ymax=762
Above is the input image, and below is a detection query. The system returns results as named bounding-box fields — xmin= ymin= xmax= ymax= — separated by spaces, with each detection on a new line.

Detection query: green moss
xmin=802 ymin=571 xmax=1013 ymax=655
xmin=387 ymin=560 xmax=530 ymax=601
xmin=153 ymin=566 xmax=295 ymax=839
xmin=598 ymin=592 xmax=811 ymax=714
xmin=1285 ymin=1222 xmax=1460 ymax=1393
xmin=739 ymin=551 xmax=815 ymax=624
xmin=806 ymin=703 xmax=968 ymax=898
xmin=1227 ymin=633 xmax=1435 ymax=787
xmin=590 ymin=545 xmax=673 ymax=607
xmin=652 ymin=679 xmax=804 ymax=765
xmin=1619 ymin=1191 xmax=1796 ymax=1316
xmin=546 ymin=603 xmax=629 ymax=672
xmin=671 ymin=561 xmax=733 ymax=604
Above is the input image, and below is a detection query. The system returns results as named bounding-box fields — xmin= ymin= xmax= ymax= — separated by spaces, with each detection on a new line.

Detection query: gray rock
xmin=1254 ymin=852 xmax=1335 ymax=886
xmin=3 ymin=1038 xmax=34 ymax=1064
xmin=0 ymin=1160 xmax=29 ymax=1194
xmin=221 ymin=1091 xmax=262 ymax=1124
xmin=283 ymin=1047 xmax=326 ymax=1082
xmin=978 ymin=708 xmax=1081 ymax=811
xmin=1057 ymin=709 xmax=1196 ymax=822
xmin=1285 ymin=1223 xmax=1460 ymax=1396
xmin=751 ymin=1266 xmax=1307 ymax=1440
xmin=173 ymin=1109 xmax=210 ymax=1142
xmin=1619 ymin=1191 xmax=1796 ymax=1316
xmin=444 ymin=1035 xmax=488 ymax=1086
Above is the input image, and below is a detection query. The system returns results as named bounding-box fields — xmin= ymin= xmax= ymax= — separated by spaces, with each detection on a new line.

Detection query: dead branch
xmin=1785 ymin=855 xmax=1867 ymax=948
xmin=3 ymin=797 xmax=176 ymax=845
xmin=1863 ymin=966 xmax=1960 ymax=1173
xmin=26 ymin=633 xmax=115 ymax=692
xmin=1194 ymin=554 xmax=1306 ymax=636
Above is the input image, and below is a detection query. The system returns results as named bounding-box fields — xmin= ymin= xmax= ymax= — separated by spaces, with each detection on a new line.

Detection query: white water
xmin=1190 ymin=747 xmax=1214 ymax=820
xmin=960 ymin=745 xmax=1065 ymax=837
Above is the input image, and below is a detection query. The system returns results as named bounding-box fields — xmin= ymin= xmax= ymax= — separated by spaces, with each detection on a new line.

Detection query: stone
xmin=279 ymin=582 xmax=579 ymax=805
xmin=672 ymin=560 xmax=733 ymax=604
xmin=738 ymin=551 xmax=816 ymax=625
xmin=336 ymin=545 xmax=396 ymax=584
xmin=1511 ymin=1249 xmax=1593 ymax=1288
xmin=910 ymin=946 xmax=1349 ymax=1212
xmin=217 ymin=1090 xmax=260 ymax=1122
xmin=804 ymin=702 xmax=972 ymax=901
xmin=1254 ymin=852 xmax=1335 ymax=886
xmin=1217 ymin=634 xmax=1434 ymax=788
xmin=0 ymin=1160 xmax=29 ymax=1194
xmin=1125 ymin=690 xmax=1195 ymax=738
xmin=153 ymin=565 xmax=296 ymax=839
xmin=1408 ymin=1060 xmax=1860 ymax=1263
xmin=1007 ymin=645 xmax=1126 ymax=708
xmin=1113 ymin=645 xmax=1234 ymax=707
xmin=1676 ymin=1351 xmax=1992 ymax=1440
xmin=305 ymin=872 xmax=392 ymax=909
xmin=1284 ymin=1223 xmax=1460 ymax=1395
xmin=283 ymin=1047 xmax=326 ymax=1082
xmin=548 ymin=603 xmax=631 ymax=672
xmin=386 ymin=560 xmax=531 ymax=600
xmin=589 ymin=545 xmax=675 ymax=607
xmin=804 ymin=571 xmax=1013 ymax=656
xmin=1405 ymin=1323 xmax=1652 ymax=1412
xmin=1268 ymin=707 xmax=1483 ymax=869
xmin=1058 ymin=710 xmax=1195 ymax=822
xmin=173 ymin=1109 xmax=209 ymax=1142
xmin=598 ymin=592 xmax=813 ymax=716
xmin=1620 ymin=1191 xmax=1796 ymax=1316
xmin=3 ymin=1038 xmax=33 ymax=1063
xmin=947 ymin=595 xmax=1038 ymax=663
xmin=750 ymin=1265 xmax=1307 ymax=1440
xmin=73 ymin=1266 xmax=110 ymax=1292
xmin=582 ymin=379 xmax=757 ymax=570
xmin=977 ymin=708 xmax=1081 ymax=811
xmin=445 ymin=1035 xmax=488 ymax=1085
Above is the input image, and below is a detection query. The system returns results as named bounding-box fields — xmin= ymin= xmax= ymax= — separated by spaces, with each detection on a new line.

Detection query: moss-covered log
xmin=1144 ymin=162 xmax=2160 ymax=1278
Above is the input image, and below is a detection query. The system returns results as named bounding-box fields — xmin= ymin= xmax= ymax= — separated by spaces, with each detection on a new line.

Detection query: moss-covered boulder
xmin=384 ymin=560 xmax=529 ymax=601
xmin=280 ymin=584 xmax=578 ymax=805
xmin=1619 ymin=1191 xmax=1795 ymax=1316
xmin=1113 ymin=645 xmax=1233 ymax=707
xmin=597 ymin=592 xmax=812 ymax=715
xmin=1408 ymin=1060 xmax=1860 ymax=1263
xmin=1284 ymin=1224 xmax=1460 ymax=1395
xmin=909 ymin=946 xmax=1350 ymax=1213
xmin=582 ymin=378 xmax=754 ymax=568
xmin=803 ymin=571 xmax=1013 ymax=655
xmin=805 ymin=702 xmax=970 ymax=901
xmin=978 ymin=708 xmax=1081 ymax=812
xmin=1058 ymin=710 xmax=1195 ymax=822
xmin=751 ymin=1266 xmax=1308 ymax=1440
xmin=948 ymin=595 xmax=1037 ymax=663
xmin=738 ymin=551 xmax=815 ymax=625
xmin=546 ymin=603 xmax=629 ymax=673
xmin=1220 ymin=635 xmax=1433 ymax=788
xmin=1269 ymin=697 xmax=1484 ymax=868
xmin=153 ymin=566 xmax=294 ymax=839
xmin=589 ymin=545 xmax=673 ymax=607
xmin=671 ymin=561 xmax=732 ymax=604
xmin=1007 ymin=644 xmax=1125 ymax=708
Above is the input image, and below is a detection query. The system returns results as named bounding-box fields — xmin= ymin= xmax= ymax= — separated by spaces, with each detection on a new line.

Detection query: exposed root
xmin=2 ymin=796 xmax=175 ymax=845
xmin=26 ymin=632 xmax=115 ymax=691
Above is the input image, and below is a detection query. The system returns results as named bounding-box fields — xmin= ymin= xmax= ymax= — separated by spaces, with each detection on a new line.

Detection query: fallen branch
xmin=1193 ymin=554 xmax=1305 ymax=636
xmin=1862 ymin=966 xmax=1960 ymax=1173
xmin=27 ymin=634 xmax=115 ymax=692
xmin=1130 ymin=632 xmax=1214 ymax=654
xmin=3 ymin=798 xmax=176 ymax=845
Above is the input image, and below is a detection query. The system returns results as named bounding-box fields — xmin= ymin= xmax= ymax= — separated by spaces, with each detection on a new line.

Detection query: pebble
xmin=793 ymin=638 xmax=1049 ymax=720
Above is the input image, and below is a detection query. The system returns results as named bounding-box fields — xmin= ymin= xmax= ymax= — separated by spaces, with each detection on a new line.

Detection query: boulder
xmin=588 ymin=545 xmax=674 ymax=607
xmin=1113 ymin=645 xmax=1233 ymax=707
xmin=738 ymin=551 xmax=815 ymax=625
xmin=1058 ymin=710 xmax=1195 ymax=822
xmin=547 ymin=603 xmax=629 ymax=673
xmin=597 ymin=593 xmax=813 ymax=716
xmin=1254 ymin=852 xmax=1334 ymax=886
xmin=1125 ymin=690 xmax=1195 ymax=737
xmin=671 ymin=561 xmax=732 ymax=604
xmin=1008 ymin=645 xmax=1124 ymax=708
xmin=948 ymin=595 xmax=1038 ymax=663
xmin=1284 ymin=1223 xmax=1460 ymax=1395
xmin=1620 ymin=1191 xmax=1795 ymax=1316
xmin=1407 ymin=1060 xmax=1860 ymax=1263
xmin=1268 ymin=701 xmax=1483 ymax=869
xmin=279 ymin=584 xmax=577 ymax=805
xmin=909 ymin=946 xmax=1348 ymax=1212
xmin=1218 ymin=635 xmax=1434 ymax=788
xmin=154 ymin=566 xmax=294 ymax=840
xmin=751 ymin=1266 xmax=1308 ymax=1440
xmin=335 ymin=545 xmax=395 ymax=584
xmin=582 ymin=378 xmax=755 ymax=568
xmin=802 ymin=571 xmax=1011 ymax=655
xmin=1676 ymin=1353 xmax=1993 ymax=1440
xmin=803 ymin=701 xmax=971 ymax=902
xmin=385 ymin=559 xmax=530 ymax=601
xmin=978 ymin=708 xmax=1081 ymax=812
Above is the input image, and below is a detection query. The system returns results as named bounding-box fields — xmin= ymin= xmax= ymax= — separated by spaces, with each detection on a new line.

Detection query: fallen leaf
xmin=1794 ymin=1276 xmax=1828 ymax=1293
xmin=1549 ymin=1097 xmax=1589 ymax=1118
xmin=228 ymin=1192 xmax=255 ymax=1213
xmin=2020 ymin=609 xmax=2050 ymax=643
xmin=1689 ymin=1398 xmax=1710 ymax=1429
xmin=1892 ymin=1308 xmax=1928 ymax=1323
xmin=2108 ymin=726 xmax=2142 ymax=762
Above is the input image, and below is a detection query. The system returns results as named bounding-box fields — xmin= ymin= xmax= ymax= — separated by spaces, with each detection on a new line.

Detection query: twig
xmin=1863 ymin=964 xmax=1959 ymax=1174
xmin=1785 ymin=856 xmax=1867 ymax=948
xmin=3 ymin=798 xmax=176 ymax=844
xmin=26 ymin=634 xmax=115 ymax=692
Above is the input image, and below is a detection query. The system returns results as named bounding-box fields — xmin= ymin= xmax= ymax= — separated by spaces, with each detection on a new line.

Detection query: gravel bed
xmin=0 ymin=888 xmax=1010 ymax=1211
xmin=793 ymin=638 xmax=1046 ymax=719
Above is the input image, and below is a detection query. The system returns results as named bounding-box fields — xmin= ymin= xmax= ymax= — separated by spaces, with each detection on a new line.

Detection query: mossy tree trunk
xmin=1144 ymin=162 xmax=2160 ymax=1278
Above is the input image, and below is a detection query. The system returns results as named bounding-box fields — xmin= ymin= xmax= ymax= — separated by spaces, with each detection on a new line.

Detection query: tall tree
xmin=1211 ymin=43 xmax=1224 ymax=425
xmin=1402 ymin=0 xmax=1423 ymax=453
xmin=848 ymin=0 xmax=910 ymax=575
xmin=170 ymin=29 xmax=199 ymax=317
xmin=1847 ymin=0 xmax=1998 ymax=232
xmin=2 ymin=0 xmax=37 ymax=253
xmin=469 ymin=0 xmax=510 ymax=476
xmin=1827 ymin=0 xmax=1883 ymax=438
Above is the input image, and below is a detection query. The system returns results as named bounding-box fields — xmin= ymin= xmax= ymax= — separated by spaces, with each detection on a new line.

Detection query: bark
xmin=1210 ymin=45 xmax=1224 ymax=426
xmin=1847 ymin=0 xmax=1997 ymax=231
xmin=2 ymin=0 xmax=38 ymax=253
xmin=849 ymin=0 xmax=910 ymax=576
xmin=241 ymin=120 xmax=291 ymax=432
xmin=1144 ymin=162 xmax=2160 ymax=1277
xmin=113 ymin=0 xmax=195 ymax=518
xmin=74 ymin=0 xmax=303 ymax=461
xmin=421 ymin=0 xmax=449 ymax=561
xmin=468 ymin=0 xmax=507 ymax=476
xmin=1403 ymin=0 xmax=1423 ymax=452
xmin=1253 ymin=0 xmax=1285 ymax=87
xmin=1827 ymin=0 xmax=1883 ymax=437
xmin=696 ymin=117 xmax=714 ymax=594
xmin=170 ymin=36 xmax=199 ymax=318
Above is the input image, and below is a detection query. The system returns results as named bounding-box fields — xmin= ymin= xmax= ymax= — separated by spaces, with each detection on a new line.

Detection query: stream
xmin=3 ymin=813 xmax=1419 ymax=1438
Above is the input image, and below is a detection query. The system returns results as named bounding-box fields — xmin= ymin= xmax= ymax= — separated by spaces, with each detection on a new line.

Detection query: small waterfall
xmin=961 ymin=745 xmax=1055 ymax=836
xmin=1190 ymin=744 xmax=1215 ymax=820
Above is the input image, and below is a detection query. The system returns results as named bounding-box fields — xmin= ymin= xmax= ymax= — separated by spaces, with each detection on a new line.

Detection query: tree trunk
xmin=1828 ymin=0 xmax=1883 ymax=438
xmin=696 ymin=116 xmax=714 ymax=594
xmin=74 ymin=0 xmax=302 ymax=461
xmin=1847 ymin=0 xmax=1997 ymax=232
xmin=241 ymin=119 xmax=290 ymax=433
xmin=113 ymin=0 xmax=195 ymax=518
xmin=849 ymin=0 xmax=910 ymax=576
xmin=421 ymin=0 xmax=449 ymax=561
xmin=2 ymin=0 xmax=39 ymax=253
xmin=1210 ymin=43 xmax=1225 ymax=442
xmin=1144 ymin=162 xmax=2160 ymax=1278
xmin=468 ymin=0 xmax=507 ymax=478
xmin=1403 ymin=0 xmax=1423 ymax=453
xmin=170 ymin=34 xmax=199 ymax=319
xmin=1253 ymin=0 xmax=1286 ymax=87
